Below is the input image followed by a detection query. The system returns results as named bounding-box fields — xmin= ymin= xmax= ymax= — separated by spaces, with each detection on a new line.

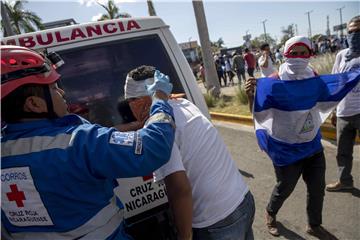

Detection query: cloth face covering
xmin=279 ymin=58 xmax=314 ymax=80
xmin=345 ymin=32 xmax=360 ymax=61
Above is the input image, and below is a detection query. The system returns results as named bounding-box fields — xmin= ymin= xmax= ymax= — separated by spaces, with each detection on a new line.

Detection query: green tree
xmin=279 ymin=24 xmax=295 ymax=47
xmin=210 ymin=37 xmax=225 ymax=53
xmin=251 ymin=34 xmax=276 ymax=49
xmin=97 ymin=0 xmax=131 ymax=20
xmin=1 ymin=0 xmax=43 ymax=35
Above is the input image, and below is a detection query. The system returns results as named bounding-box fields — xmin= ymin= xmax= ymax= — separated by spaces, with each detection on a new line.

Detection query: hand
xmin=146 ymin=70 xmax=173 ymax=96
xmin=331 ymin=112 xmax=337 ymax=126
xmin=245 ymin=77 xmax=257 ymax=97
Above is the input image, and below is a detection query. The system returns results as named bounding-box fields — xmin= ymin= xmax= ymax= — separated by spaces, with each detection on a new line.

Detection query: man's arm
xmin=164 ymin=171 xmax=193 ymax=240
xmin=259 ymin=54 xmax=269 ymax=68
xmin=245 ymin=77 xmax=257 ymax=113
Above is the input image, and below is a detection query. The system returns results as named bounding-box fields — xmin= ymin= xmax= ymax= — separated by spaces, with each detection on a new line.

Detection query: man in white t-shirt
xmin=326 ymin=15 xmax=360 ymax=192
xmin=118 ymin=65 xmax=255 ymax=240
xmin=258 ymin=43 xmax=277 ymax=77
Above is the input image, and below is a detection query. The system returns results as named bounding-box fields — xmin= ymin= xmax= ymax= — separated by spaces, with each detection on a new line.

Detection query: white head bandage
xmin=124 ymin=74 xmax=154 ymax=99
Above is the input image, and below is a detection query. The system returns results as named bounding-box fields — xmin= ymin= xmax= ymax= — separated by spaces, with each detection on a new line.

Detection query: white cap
xmin=284 ymin=36 xmax=312 ymax=55
xmin=124 ymin=74 xmax=154 ymax=99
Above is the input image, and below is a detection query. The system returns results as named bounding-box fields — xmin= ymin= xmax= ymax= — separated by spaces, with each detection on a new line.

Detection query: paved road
xmin=214 ymin=121 xmax=360 ymax=240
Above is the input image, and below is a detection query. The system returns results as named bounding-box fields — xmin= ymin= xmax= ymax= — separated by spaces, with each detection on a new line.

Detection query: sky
xmin=4 ymin=0 xmax=360 ymax=47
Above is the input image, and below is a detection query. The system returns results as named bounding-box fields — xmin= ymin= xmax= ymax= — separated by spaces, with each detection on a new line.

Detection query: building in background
xmin=179 ymin=40 xmax=200 ymax=63
xmin=43 ymin=19 xmax=77 ymax=29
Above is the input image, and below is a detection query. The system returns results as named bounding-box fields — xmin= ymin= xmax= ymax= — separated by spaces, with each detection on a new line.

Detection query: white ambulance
xmin=2 ymin=17 xmax=209 ymax=239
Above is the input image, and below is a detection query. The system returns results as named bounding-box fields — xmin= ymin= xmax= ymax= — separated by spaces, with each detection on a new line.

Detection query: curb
xmin=210 ymin=112 xmax=360 ymax=143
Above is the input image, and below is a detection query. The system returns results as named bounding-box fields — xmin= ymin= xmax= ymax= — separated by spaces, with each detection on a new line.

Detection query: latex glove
xmin=146 ymin=70 xmax=173 ymax=96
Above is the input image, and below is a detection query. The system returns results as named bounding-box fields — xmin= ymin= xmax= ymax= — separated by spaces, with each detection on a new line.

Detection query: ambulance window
xmin=56 ymin=35 xmax=184 ymax=127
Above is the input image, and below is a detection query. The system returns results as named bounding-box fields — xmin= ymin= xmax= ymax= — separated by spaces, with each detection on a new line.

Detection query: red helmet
xmin=1 ymin=45 xmax=60 ymax=99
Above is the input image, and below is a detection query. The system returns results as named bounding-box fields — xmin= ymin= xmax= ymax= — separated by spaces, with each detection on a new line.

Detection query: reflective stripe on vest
xmin=2 ymin=133 xmax=75 ymax=157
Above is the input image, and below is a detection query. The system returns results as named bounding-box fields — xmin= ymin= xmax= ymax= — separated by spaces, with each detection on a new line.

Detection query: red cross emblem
xmin=6 ymin=184 xmax=26 ymax=207
xmin=142 ymin=174 xmax=153 ymax=181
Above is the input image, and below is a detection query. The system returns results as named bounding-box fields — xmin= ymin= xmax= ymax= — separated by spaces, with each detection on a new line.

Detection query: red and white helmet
xmin=1 ymin=45 xmax=60 ymax=99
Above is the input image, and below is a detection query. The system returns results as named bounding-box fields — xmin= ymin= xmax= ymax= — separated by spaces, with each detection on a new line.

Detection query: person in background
xmin=232 ymin=51 xmax=246 ymax=85
xmin=258 ymin=43 xmax=276 ymax=77
xmin=244 ymin=48 xmax=256 ymax=77
xmin=215 ymin=58 xmax=225 ymax=87
xmin=245 ymin=36 xmax=332 ymax=239
xmin=199 ymin=62 xmax=206 ymax=88
xmin=275 ymin=49 xmax=283 ymax=65
xmin=1 ymin=46 xmax=175 ymax=240
xmin=118 ymin=65 xmax=255 ymax=240
xmin=225 ymin=57 xmax=235 ymax=86
xmin=326 ymin=15 xmax=360 ymax=192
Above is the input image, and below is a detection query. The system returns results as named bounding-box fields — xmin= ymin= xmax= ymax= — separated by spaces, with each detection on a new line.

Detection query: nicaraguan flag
xmin=254 ymin=69 xmax=360 ymax=166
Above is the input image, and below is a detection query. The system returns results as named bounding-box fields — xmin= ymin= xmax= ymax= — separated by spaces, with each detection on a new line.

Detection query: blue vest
xmin=1 ymin=100 xmax=175 ymax=239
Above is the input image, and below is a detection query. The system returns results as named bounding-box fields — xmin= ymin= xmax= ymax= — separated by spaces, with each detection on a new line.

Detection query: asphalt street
xmin=214 ymin=121 xmax=360 ymax=240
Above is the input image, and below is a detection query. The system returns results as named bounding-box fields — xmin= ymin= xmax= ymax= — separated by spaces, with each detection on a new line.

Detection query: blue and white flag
xmin=254 ymin=69 xmax=360 ymax=166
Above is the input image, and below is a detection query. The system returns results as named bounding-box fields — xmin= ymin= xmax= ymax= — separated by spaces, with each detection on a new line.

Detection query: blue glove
xmin=146 ymin=70 xmax=173 ymax=96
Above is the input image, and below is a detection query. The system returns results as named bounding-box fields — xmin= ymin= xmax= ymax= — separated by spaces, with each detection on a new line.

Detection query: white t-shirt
xmin=258 ymin=55 xmax=276 ymax=77
xmin=154 ymin=99 xmax=249 ymax=228
xmin=332 ymin=49 xmax=360 ymax=117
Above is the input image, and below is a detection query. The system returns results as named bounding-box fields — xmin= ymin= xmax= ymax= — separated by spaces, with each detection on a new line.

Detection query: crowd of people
xmin=198 ymin=29 xmax=351 ymax=89
xmin=1 ymin=13 xmax=359 ymax=240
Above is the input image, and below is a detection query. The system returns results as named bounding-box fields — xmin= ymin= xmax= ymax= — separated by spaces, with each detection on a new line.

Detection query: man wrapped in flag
xmin=245 ymin=36 xmax=360 ymax=238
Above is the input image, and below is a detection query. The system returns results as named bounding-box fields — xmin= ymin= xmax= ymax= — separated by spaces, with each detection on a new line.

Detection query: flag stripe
xmin=254 ymin=70 xmax=360 ymax=112
xmin=255 ymin=129 xmax=323 ymax=166
xmin=254 ymin=101 xmax=337 ymax=144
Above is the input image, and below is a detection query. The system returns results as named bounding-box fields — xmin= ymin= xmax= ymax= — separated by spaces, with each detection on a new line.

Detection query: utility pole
xmin=336 ymin=6 xmax=345 ymax=39
xmin=147 ymin=0 xmax=157 ymax=16
xmin=262 ymin=19 xmax=268 ymax=42
xmin=295 ymin=24 xmax=299 ymax=35
xmin=192 ymin=0 xmax=220 ymax=97
xmin=326 ymin=15 xmax=331 ymax=36
xmin=1 ymin=1 xmax=15 ymax=37
xmin=305 ymin=10 xmax=313 ymax=39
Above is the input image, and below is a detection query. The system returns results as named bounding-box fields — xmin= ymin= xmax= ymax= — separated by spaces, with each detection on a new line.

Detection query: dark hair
xmin=349 ymin=15 xmax=360 ymax=24
xmin=260 ymin=43 xmax=270 ymax=50
xmin=128 ymin=65 xmax=156 ymax=81
xmin=244 ymin=48 xmax=249 ymax=53
xmin=117 ymin=99 xmax=136 ymax=124
xmin=1 ymin=84 xmax=45 ymax=123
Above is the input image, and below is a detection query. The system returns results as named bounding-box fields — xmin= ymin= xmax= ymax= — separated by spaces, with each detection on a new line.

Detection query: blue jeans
xmin=192 ymin=191 xmax=255 ymax=240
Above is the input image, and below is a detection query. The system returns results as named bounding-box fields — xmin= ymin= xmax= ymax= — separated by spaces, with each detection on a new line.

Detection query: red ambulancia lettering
xmin=86 ymin=25 xmax=102 ymax=37
xmin=127 ymin=20 xmax=140 ymax=31
xmin=103 ymin=23 xmax=117 ymax=34
xmin=6 ymin=184 xmax=26 ymax=208
xmin=37 ymin=33 xmax=53 ymax=46
xmin=118 ymin=21 xmax=125 ymax=32
xmin=19 ymin=36 xmax=36 ymax=48
xmin=55 ymin=31 xmax=70 ymax=42
xmin=1 ymin=39 xmax=16 ymax=46
xmin=71 ymin=28 xmax=86 ymax=40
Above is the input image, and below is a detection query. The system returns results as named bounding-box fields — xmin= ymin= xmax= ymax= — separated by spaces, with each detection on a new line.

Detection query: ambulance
xmin=2 ymin=17 xmax=209 ymax=239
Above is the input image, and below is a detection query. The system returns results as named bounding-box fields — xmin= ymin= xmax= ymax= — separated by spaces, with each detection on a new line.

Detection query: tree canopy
xmin=97 ymin=0 xmax=131 ymax=21
xmin=1 ymin=0 xmax=44 ymax=35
